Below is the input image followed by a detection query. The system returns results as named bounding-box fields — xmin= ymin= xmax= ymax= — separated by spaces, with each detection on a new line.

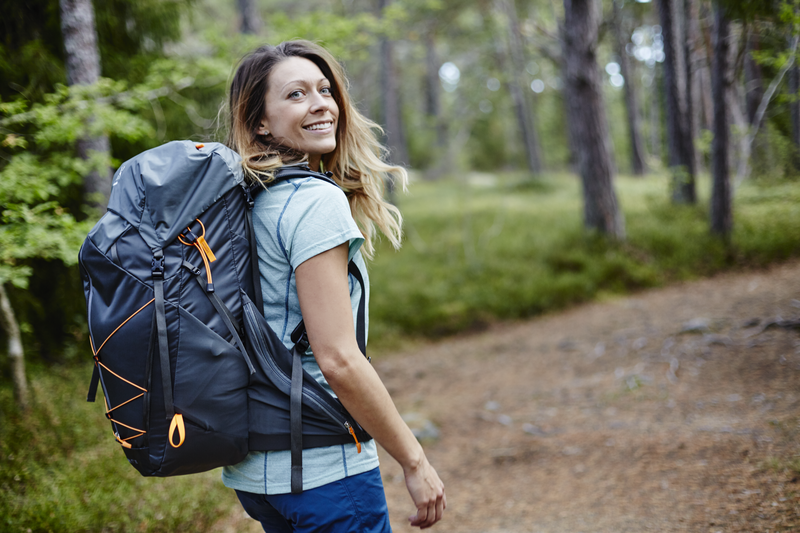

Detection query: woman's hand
xmin=404 ymin=455 xmax=446 ymax=528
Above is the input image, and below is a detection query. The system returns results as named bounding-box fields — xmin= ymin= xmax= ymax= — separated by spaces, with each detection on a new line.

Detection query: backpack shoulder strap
xmin=244 ymin=165 xmax=342 ymax=313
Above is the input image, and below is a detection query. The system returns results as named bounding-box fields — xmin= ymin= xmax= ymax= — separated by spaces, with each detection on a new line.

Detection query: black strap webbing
xmin=290 ymin=260 xmax=367 ymax=357
xmin=109 ymin=241 xmax=120 ymax=266
xmin=182 ymin=261 xmax=255 ymax=374
xmin=290 ymin=345 xmax=304 ymax=494
xmin=347 ymin=261 xmax=367 ymax=357
xmin=86 ymin=363 xmax=100 ymax=402
xmin=153 ymin=250 xmax=174 ymax=419
xmin=245 ymin=204 xmax=264 ymax=313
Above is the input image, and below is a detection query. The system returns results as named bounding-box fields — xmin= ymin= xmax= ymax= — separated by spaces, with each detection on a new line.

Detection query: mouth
xmin=303 ymin=121 xmax=334 ymax=132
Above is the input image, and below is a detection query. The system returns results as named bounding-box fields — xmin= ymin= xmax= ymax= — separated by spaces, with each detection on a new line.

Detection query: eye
xmin=288 ymin=90 xmax=303 ymax=99
xmin=320 ymin=86 xmax=332 ymax=96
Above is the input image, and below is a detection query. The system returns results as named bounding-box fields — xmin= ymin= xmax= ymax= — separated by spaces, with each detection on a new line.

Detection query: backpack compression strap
xmin=152 ymin=249 xmax=175 ymax=420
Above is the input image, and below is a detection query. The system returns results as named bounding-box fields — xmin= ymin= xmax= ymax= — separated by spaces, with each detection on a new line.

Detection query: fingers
xmin=408 ymin=486 xmax=446 ymax=529
xmin=408 ymin=506 xmax=428 ymax=527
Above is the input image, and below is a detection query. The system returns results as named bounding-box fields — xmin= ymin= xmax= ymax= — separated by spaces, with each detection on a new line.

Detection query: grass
xmin=368 ymin=171 xmax=800 ymax=350
xmin=0 ymin=364 xmax=239 ymax=533
xmin=762 ymin=455 xmax=800 ymax=476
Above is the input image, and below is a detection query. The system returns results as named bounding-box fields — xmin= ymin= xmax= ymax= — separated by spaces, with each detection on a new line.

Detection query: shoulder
xmin=253 ymin=175 xmax=347 ymax=218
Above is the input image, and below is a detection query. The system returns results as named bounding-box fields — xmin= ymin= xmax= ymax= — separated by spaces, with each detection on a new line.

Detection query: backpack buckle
xmin=244 ymin=186 xmax=256 ymax=209
xmin=295 ymin=332 xmax=310 ymax=354
xmin=151 ymin=256 xmax=165 ymax=279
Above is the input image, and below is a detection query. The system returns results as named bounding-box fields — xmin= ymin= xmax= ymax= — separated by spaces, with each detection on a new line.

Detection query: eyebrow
xmin=279 ymin=77 xmax=330 ymax=93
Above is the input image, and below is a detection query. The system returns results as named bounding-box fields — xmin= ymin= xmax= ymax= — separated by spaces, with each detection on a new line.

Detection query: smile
xmin=303 ymin=122 xmax=334 ymax=131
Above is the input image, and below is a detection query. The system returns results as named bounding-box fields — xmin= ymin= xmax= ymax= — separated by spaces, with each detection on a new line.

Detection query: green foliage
xmin=0 ymin=80 xmax=157 ymax=288
xmin=367 ymin=172 xmax=800 ymax=350
xmin=0 ymin=365 xmax=236 ymax=532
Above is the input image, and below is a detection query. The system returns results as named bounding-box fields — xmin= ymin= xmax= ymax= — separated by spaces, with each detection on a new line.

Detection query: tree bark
xmin=59 ymin=0 xmax=112 ymax=211
xmin=684 ymin=0 xmax=703 ymax=174
xmin=710 ymin=5 xmax=731 ymax=239
xmin=378 ymin=0 xmax=407 ymax=203
xmin=697 ymin=1 xmax=715 ymax=131
xmin=744 ymin=32 xmax=765 ymax=126
xmin=563 ymin=0 xmax=625 ymax=240
xmin=790 ymin=65 xmax=800 ymax=153
xmin=424 ymin=29 xmax=446 ymax=150
xmin=650 ymin=66 xmax=662 ymax=160
xmin=499 ymin=0 xmax=543 ymax=174
xmin=0 ymin=284 xmax=29 ymax=410
xmin=612 ymin=0 xmax=646 ymax=175
xmin=735 ymin=33 xmax=798 ymax=185
xmin=658 ymin=0 xmax=696 ymax=204
xmin=237 ymin=0 xmax=263 ymax=35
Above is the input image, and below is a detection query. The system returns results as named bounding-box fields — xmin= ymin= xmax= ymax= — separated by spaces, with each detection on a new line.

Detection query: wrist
xmin=401 ymin=444 xmax=426 ymax=474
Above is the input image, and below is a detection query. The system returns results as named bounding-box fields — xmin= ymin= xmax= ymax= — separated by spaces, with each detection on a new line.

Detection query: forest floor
xmin=213 ymin=260 xmax=800 ymax=533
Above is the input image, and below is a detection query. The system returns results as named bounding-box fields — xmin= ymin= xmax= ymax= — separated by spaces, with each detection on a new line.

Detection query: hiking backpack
xmin=79 ymin=140 xmax=370 ymax=490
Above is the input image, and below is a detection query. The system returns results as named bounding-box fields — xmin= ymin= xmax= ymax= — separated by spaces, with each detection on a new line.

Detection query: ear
xmin=256 ymin=119 xmax=269 ymax=136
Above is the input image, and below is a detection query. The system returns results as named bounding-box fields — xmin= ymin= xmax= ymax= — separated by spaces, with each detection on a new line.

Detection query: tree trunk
xmin=612 ymin=0 xmax=646 ymax=175
xmin=0 ymin=284 xmax=29 ymax=410
xmin=499 ymin=0 xmax=543 ymax=174
xmin=710 ymin=5 xmax=731 ymax=239
xmin=658 ymin=0 xmax=696 ymax=203
xmin=563 ymin=0 xmax=625 ymax=240
xmin=237 ymin=0 xmax=263 ymax=35
xmin=650 ymin=66 xmax=662 ymax=160
xmin=684 ymin=0 xmax=703 ymax=174
xmin=744 ymin=32 xmax=764 ymax=126
xmin=697 ymin=1 xmax=715 ymax=131
xmin=735 ymin=33 xmax=797 ymax=185
xmin=59 ymin=0 xmax=112 ymax=211
xmin=424 ymin=29 xmax=446 ymax=150
xmin=790 ymin=64 xmax=800 ymax=155
xmin=378 ymin=0 xmax=407 ymax=203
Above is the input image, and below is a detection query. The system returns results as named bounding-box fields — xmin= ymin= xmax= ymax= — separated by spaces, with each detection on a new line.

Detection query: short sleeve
xmin=279 ymin=178 xmax=364 ymax=269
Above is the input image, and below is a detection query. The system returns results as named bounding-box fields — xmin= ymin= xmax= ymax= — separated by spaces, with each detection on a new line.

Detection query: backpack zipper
xmin=242 ymin=301 xmax=360 ymax=447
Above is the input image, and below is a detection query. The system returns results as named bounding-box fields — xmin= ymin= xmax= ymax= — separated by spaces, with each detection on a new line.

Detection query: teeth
xmin=304 ymin=122 xmax=332 ymax=131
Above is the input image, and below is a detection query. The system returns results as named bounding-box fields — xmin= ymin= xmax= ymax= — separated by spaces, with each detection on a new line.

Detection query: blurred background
xmin=1 ymin=0 xmax=799 ymax=531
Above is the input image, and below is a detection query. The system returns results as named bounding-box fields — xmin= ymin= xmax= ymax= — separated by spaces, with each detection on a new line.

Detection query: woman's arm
xmin=295 ymin=243 xmax=446 ymax=529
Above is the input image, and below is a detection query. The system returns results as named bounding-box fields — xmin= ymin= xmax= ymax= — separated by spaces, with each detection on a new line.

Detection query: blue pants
xmin=235 ymin=467 xmax=392 ymax=532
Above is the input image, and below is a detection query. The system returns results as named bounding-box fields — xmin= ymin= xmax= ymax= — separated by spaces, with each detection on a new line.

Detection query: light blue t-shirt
xmin=222 ymin=175 xmax=379 ymax=495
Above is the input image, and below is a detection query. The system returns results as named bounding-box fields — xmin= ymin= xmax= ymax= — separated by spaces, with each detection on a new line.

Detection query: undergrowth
xmin=368 ymin=171 xmax=800 ymax=349
xmin=0 ymin=365 xmax=237 ymax=533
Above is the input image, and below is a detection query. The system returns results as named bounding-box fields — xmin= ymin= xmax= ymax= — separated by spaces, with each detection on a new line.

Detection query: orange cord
xmin=92 ymin=299 xmax=154 ymax=357
xmin=90 ymin=297 xmax=155 ymax=448
xmin=178 ymin=219 xmax=215 ymax=286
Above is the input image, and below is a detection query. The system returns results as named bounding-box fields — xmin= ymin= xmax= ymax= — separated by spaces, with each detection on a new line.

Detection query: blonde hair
xmin=226 ymin=40 xmax=407 ymax=258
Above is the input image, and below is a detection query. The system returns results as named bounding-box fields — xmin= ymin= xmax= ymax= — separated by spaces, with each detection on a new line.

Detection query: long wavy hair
xmin=226 ymin=40 xmax=407 ymax=258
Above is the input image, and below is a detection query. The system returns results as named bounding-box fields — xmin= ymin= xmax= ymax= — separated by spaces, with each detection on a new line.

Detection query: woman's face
xmin=259 ymin=56 xmax=339 ymax=171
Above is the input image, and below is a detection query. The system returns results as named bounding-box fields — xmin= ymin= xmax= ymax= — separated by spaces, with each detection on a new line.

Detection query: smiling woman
xmin=256 ymin=57 xmax=339 ymax=170
xmin=224 ymin=41 xmax=446 ymax=532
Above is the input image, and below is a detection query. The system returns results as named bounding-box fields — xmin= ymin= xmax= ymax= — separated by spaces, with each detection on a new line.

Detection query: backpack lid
xmin=106 ymin=140 xmax=243 ymax=253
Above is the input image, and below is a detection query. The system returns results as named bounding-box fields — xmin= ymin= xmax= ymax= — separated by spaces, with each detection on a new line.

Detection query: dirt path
xmin=217 ymin=261 xmax=800 ymax=532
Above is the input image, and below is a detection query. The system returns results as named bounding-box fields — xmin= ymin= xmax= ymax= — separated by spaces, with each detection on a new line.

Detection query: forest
xmin=1 ymin=0 xmax=800 ymax=531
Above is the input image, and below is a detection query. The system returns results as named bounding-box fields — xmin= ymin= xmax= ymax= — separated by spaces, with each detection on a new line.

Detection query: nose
xmin=309 ymin=91 xmax=329 ymax=113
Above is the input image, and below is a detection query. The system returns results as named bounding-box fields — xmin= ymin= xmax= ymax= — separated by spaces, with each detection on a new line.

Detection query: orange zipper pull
xmin=196 ymin=235 xmax=216 ymax=262
xmin=346 ymin=423 xmax=361 ymax=453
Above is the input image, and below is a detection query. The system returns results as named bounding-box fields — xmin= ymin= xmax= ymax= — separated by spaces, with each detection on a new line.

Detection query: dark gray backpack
xmin=79 ymin=140 xmax=369 ymax=491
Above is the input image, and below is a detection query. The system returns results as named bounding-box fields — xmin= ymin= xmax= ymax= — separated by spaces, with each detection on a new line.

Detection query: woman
xmin=223 ymin=40 xmax=446 ymax=532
